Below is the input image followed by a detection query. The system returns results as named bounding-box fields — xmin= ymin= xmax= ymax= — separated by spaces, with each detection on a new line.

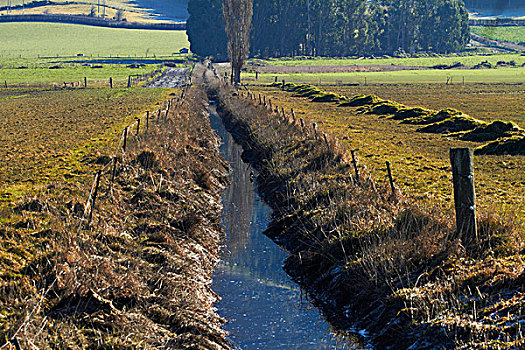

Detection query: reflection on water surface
xmin=209 ymin=106 xmax=365 ymax=350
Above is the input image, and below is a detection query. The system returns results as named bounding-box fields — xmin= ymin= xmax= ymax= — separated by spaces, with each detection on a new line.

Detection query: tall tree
xmin=223 ymin=0 xmax=254 ymax=83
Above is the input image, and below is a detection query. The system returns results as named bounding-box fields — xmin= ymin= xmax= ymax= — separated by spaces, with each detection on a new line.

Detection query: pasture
xmin=243 ymin=67 xmax=525 ymax=85
xmin=0 ymin=87 xmax=167 ymax=201
xmin=472 ymin=26 xmax=525 ymax=44
xmin=249 ymin=82 xmax=525 ymax=219
xmin=0 ymin=22 xmax=189 ymax=58
xmin=251 ymin=53 xmax=525 ymax=68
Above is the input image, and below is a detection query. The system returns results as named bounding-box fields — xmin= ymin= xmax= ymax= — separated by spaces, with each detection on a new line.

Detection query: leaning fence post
xmin=386 ymin=161 xmax=396 ymax=196
xmin=87 ymin=170 xmax=101 ymax=227
xmin=122 ymin=127 xmax=128 ymax=152
xmin=450 ymin=148 xmax=477 ymax=244
xmin=351 ymin=149 xmax=360 ymax=183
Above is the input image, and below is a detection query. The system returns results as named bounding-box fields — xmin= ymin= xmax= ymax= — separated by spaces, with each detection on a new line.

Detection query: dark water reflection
xmin=209 ymin=105 xmax=366 ymax=350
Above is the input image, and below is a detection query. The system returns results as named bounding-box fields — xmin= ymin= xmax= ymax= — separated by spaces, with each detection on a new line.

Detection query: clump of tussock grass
xmin=461 ymin=120 xmax=522 ymax=142
xmin=475 ymin=135 xmax=525 ymax=156
xmin=216 ymin=76 xmax=525 ymax=349
xmin=391 ymin=107 xmax=434 ymax=121
xmin=418 ymin=115 xmax=485 ymax=134
xmin=339 ymin=94 xmax=382 ymax=107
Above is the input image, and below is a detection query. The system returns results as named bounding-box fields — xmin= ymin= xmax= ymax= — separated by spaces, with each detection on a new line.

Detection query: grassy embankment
xmin=472 ymin=26 xmax=525 ymax=45
xmin=210 ymin=67 xmax=525 ymax=349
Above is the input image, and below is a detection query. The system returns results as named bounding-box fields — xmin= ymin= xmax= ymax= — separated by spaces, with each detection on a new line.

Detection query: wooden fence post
xmin=109 ymin=77 xmax=113 ymax=88
xmin=84 ymin=77 xmax=87 ymax=88
xmin=136 ymin=118 xmax=140 ymax=136
xmin=109 ymin=157 xmax=118 ymax=194
xmin=259 ymin=94 xmax=262 ymax=105
xmin=291 ymin=108 xmax=296 ymax=123
xmin=300 ymin=118 xmax=305 ymax=133
xmin=312 ymin=122 xmax=318 ymax=139
xmin=450 ymin=148 xmax=477 ymax=244
xmin=386 ymin=161 xmax=396 ymax=196
xmin=351 ymin=149 xmax=360 ymax=183
xmin=127 ymin=75 xmax=132 ymax=88
xmin=255 ymin=71 xmax=259 ymax=80
xmin=87 ymin=170 xmax=101 ymax=227
xmin=122 ymin=127 xmax=128 ymax=152
xmin=323 ymin=133 xmax=329 ymax=147
xmin=146 ymin=111 xmax=149 ymax=131
xmin=4 ymin=81 xmax=7 ymax=88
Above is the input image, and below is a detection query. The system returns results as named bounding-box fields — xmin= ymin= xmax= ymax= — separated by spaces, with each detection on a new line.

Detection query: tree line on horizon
xmin=187 ymin=0 xmax=471 ymax=61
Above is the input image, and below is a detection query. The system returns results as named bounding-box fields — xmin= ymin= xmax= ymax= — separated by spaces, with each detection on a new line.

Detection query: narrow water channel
xmin=209 ymin=105 xmax=366 ymax=350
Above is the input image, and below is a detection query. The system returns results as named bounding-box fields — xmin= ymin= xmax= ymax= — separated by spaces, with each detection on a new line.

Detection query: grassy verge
xmin=210 ymin=74 xmax=524 ymax=349
xmin=1 ymin=68 xmax=232 ymax=348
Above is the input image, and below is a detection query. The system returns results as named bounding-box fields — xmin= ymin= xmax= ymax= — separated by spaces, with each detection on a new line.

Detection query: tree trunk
xmin=233 ymin=64 xmax=242 ymax=84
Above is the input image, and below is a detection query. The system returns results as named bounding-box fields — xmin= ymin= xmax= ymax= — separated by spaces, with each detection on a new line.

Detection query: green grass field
xmin=472 ymin=26 xmax=525 ymax=45
xmin=0 ymin=22 xmax=189 ymax=58
xmin=0 ymin=64 xmax=157 ymax=85
xmin=244 ymin=67 xmax=525 ymax=85
xmin=251 ymin=53 xmax=525 ymax=67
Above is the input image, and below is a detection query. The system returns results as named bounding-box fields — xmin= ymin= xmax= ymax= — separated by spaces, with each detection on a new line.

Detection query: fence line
xmin=235 ymin=87 xmax=525 ymax=244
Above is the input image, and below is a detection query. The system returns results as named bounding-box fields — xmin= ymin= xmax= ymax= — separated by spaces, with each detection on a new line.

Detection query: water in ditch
xmin=209 ymin=105 xmax=368 ymax=350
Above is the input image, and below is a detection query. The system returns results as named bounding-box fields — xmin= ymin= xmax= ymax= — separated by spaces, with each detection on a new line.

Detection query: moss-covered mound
xmin=402 ymin=108 xmax=465 ymax=125
xmin=418 ymin=115 xmax=485 ymax=134
xmin=339 ymin=94 xmax=382 ymax=107
xmin=366 ymin=101 xmax=406 ymax=115
xmin=392 ymin=107 xmax=434 ymax=121
xmin=312 ymin=92 xmax=342 ymax=103
xmin=461 ymin=120 xmax=522 ymax=142
xmin=475 ymin=136 xmax=525 ymax=155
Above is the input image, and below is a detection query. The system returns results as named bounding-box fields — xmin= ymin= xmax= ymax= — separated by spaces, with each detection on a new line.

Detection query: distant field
xmin=244 ymin=67 xmax=525 ymax=85
xmin=252 ymin=54 xmax=525 ymax=68
xmin=0 ymin=87 xmax=167 ymax=200
xmin=0 ymin=22 xmax=189 ymax=58
xmin=0 ymin=64 xmax=157 ymax=85
xmin=251 ymin=83 xmax=525 ymax=218
xmin=472 ymin=26 xmax=525 ymax=44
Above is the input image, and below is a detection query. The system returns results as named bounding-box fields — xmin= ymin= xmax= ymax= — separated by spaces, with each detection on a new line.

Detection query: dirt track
xmin=143 ymin=67 xmax=190 ymax=88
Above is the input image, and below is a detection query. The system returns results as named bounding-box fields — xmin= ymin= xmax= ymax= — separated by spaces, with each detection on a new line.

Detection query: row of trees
xmin=187 ymin=0 xmax=470 ymax=60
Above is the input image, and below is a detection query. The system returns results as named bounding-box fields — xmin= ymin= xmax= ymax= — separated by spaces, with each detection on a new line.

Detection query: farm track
xmin=143 ymin=67 xmax=190 ymax=88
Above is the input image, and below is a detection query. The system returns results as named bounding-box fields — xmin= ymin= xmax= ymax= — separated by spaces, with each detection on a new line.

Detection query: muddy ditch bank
xmin=1 ymin=84 xmax=232 ymax=349
xmin=206 ymin=80 xmax=525 ymax=350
